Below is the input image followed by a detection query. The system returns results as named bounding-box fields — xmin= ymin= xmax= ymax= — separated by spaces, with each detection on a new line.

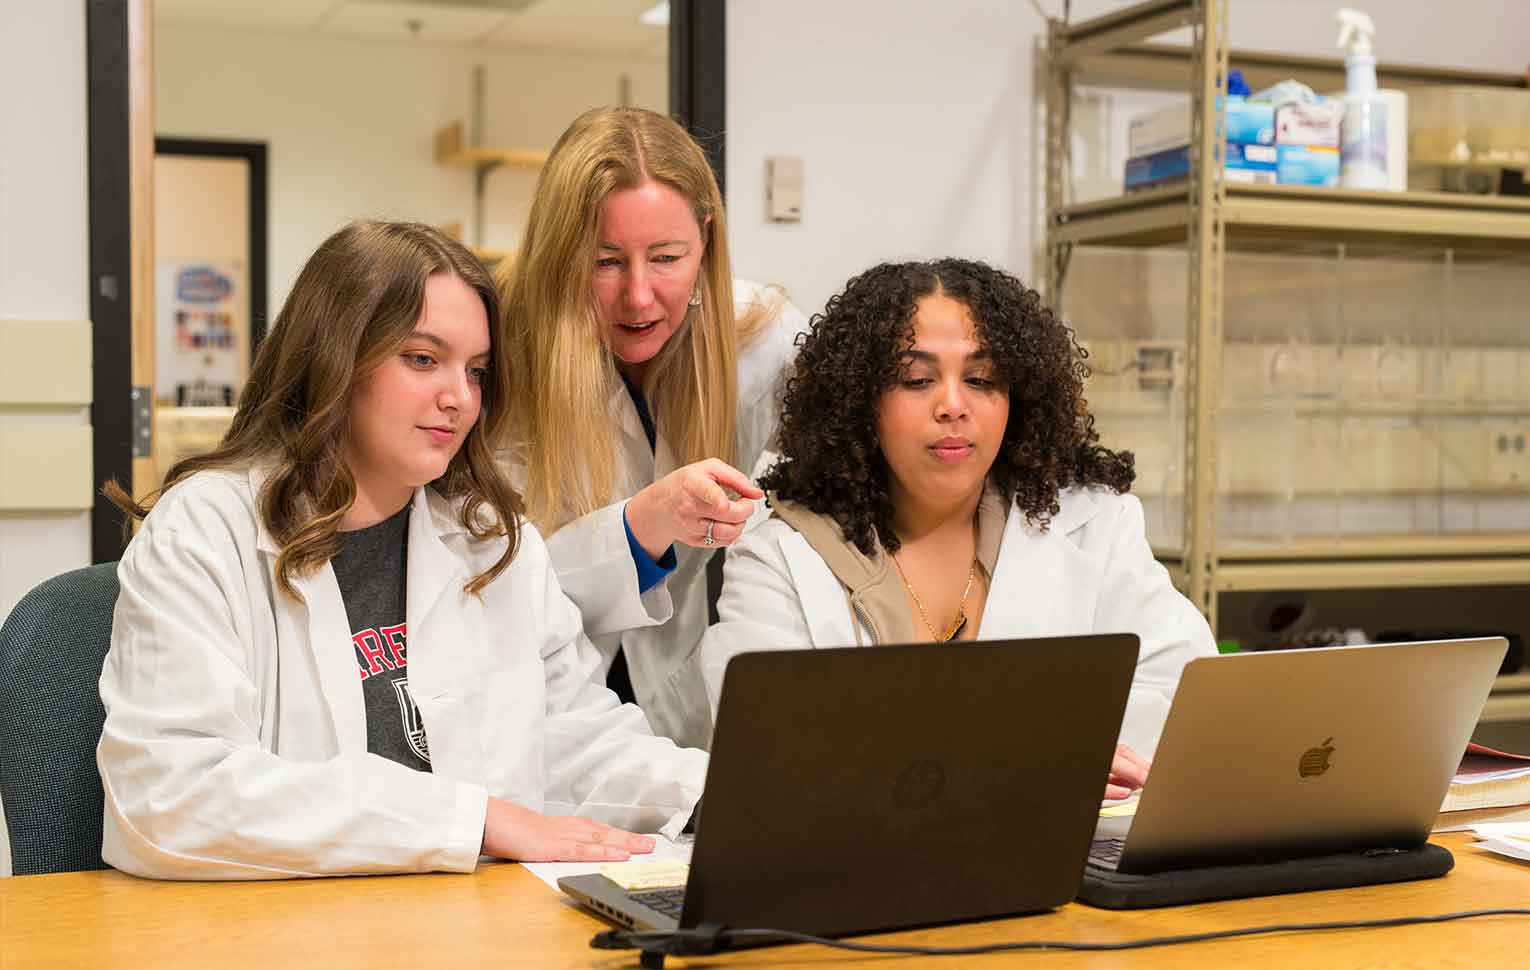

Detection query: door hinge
xmin=131 ymin=385 xmax=152 ymax=458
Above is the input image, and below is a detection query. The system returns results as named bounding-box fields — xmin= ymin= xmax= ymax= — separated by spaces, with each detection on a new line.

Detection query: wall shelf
xmin=433 ymin=64 xmax=549 ymax=249
xmin=434 ymin=121 xmax=547 ymax=170
xmin=472 ymin=246 xmax=514 ymax=265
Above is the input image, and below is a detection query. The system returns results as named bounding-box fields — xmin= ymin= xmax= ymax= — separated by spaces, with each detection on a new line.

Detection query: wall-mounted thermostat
xmin=765 ymin=155 xmax=803 ymax=223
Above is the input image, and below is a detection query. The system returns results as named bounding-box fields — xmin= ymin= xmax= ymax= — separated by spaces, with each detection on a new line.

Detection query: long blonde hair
xmin=109 ymin=220 xmax=522 ymax=599
xmin=502 ymin=106 xmax=770 ymax=532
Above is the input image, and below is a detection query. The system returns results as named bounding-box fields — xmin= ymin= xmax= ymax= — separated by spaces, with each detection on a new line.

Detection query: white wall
xmin=728 ymin=0 xmax=1048 ymax=316
xmin=155 ymin=25 xmax=665 ymax=317
xmin=0 ymin=0 xmax=91 ymax=880
xmin=725 ymin=0 xmax=1530 ymax=317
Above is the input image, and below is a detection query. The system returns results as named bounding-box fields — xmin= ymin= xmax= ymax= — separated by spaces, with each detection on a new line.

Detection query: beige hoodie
xmin=766 ymin=487 xmax=1010 ymax=646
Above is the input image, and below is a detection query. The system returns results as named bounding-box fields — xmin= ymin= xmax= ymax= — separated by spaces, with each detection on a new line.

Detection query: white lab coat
xmin=534 ymin=279 xmax=808 ymax=750
xmin=97 ymin=466 xmax=707 ymax=880
xmin=699 ymin=488 xmax=1217 ymax=758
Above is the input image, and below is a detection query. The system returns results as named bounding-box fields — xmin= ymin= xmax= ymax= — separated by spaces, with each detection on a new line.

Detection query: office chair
xmin=0 ymin=563 xmax=120 ymax=874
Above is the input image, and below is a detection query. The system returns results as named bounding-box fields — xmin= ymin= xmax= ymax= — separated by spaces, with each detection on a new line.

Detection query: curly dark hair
xmin=760 ymin=258 xmax=1134 ymax=555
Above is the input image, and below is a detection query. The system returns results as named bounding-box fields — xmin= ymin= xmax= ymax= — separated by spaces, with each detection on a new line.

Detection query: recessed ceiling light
xmin=638 ymin=1 xmax=669 ymax=28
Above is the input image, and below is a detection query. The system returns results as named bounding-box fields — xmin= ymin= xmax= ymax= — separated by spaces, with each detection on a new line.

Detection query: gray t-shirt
xmin=330 ymin=504 xmax=431 ymax=772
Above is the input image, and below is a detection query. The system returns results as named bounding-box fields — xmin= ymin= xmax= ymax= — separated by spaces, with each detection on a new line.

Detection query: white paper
xmin=520 ymin=835 xmax=694 ymax=892
xmin=1469 ymin=822 xmax=1530 ymax=862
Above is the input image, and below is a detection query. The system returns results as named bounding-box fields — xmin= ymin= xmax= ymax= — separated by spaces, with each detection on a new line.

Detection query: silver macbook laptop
xmin=561 ymin=635 xmax=1141 ymax=938
xmin=1089 ymin=637 xmax=1507 ymax=875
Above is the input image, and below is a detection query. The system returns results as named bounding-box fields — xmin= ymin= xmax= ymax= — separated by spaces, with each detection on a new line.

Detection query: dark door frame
xmin=154 ymin=137 xmax=270 ymax=350
xmin=669 ymin=1 xmax=727 ymax=199
xmin=86 ymin=0 xmax=134 ymax=564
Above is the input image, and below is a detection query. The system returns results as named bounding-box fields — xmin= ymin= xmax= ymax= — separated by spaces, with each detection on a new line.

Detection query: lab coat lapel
xmin=979 ymin=498 xmax=1102 ymax=639
xmin=287 ymin=563 xmax=368 ymax=753
xmin=610 ymin=383 xmax=658 ymax=489
xmin=405 ymin=489 xmax=470 ymax=696
xmin=247 ymin=466 xmax=367 ymax=754
xmin=653 ymin=433 xmax=681 ymax=480
xmin=407 ymin=489 xmax=461 ymax=628
xmin=407 ymin=489 xmax=486 ymax=780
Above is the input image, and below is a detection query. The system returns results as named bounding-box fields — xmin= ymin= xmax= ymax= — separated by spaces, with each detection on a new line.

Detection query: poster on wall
xmin=155 ymin=263 xmax=243 ymax=407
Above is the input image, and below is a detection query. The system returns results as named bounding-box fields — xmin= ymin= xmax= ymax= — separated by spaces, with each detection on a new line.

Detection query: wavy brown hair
xmin=760 ymin=258 xmax=1134 ymax=555
xmin=109 ymin=220 xmax=522 ymax=598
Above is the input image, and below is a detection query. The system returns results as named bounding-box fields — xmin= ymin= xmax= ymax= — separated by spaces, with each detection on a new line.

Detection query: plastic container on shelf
xmin=1063 ymin=244 xmax=1530 ymax=550
xmin=1336 ymin=8 xmax=1390 ymax=190
xmin=1408 ymin=86 xmax=1530 ymax=193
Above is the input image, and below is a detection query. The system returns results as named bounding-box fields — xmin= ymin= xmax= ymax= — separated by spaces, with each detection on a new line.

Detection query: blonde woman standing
xmin=501 ymin=107 xmax=806 ymax=749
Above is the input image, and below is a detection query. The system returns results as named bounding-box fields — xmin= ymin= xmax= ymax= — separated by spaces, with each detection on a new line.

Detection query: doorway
xmin=151 ymin=138 xmax=267 ymax=483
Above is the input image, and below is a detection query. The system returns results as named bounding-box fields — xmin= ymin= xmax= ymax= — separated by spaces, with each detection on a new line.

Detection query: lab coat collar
xmin=245 ymin=464 xmax=470 ymax=754
xmin=978 ymin=487 xmax=1106 ymax=639
xmin=608 ymin=378 xmax=682 ymax=482
xmin=768 ymin=493 xmax=916 ymax=646
xmin=609 ymin=380 xmax=653 ymax=456
xmin=405 ymin=486 xmax=470 ymax=645
xmin=247 ymin=465 xmax=470 ymax=553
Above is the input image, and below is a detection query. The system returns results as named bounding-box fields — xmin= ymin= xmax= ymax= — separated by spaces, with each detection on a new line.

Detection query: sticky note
xmin=599 ymin=858 xmax=690 ymax=890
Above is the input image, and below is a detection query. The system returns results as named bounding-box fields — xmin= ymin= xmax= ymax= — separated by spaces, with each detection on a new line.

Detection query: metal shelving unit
xmin=1043 ymin=1 xmax=1530 ymax=637
xmin=1056 ymin=182 xmax=1530 ymax=250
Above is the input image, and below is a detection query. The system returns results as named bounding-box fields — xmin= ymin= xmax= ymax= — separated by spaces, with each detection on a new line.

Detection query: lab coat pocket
xmin=411 ymin=685 xmax=484 ymax=788
xmin=654 ymin=637 xmax=713 ymax=750
xmin=460 ymin=648 xmax=545 ymax=802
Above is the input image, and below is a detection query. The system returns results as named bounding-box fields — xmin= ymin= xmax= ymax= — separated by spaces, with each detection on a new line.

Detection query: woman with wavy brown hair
xmin=98 ymin=220 xmax=705 ymax=880
xmin=499 ymin=107 xmax=806 ymax=749
xmin=699 ymin=258 xmax=1215 ymax=796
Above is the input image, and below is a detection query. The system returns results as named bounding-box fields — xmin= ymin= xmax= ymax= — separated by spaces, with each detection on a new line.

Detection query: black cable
xmin=592 ymin=908 xmax=1530 ymax=962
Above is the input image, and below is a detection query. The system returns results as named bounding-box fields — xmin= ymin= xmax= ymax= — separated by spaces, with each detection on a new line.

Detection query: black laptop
xmin=560 ymin=634 xmax=1140 ymax=938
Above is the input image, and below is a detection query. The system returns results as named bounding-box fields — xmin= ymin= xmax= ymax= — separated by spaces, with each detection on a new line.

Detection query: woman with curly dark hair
xmin=699 ymin=258 xmax=1214 ymax=796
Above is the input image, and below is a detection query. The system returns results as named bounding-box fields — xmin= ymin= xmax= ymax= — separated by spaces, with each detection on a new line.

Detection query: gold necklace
xmin=890 ymin=553 xmax=977 ymax=643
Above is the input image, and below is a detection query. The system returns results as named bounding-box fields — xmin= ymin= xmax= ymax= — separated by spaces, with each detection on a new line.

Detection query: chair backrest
xmin=0 ymin=562 xmax=120 ymax=874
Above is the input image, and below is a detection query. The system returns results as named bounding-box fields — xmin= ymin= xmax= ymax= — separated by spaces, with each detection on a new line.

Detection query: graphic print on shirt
xmin=352 ymin=621 xmax=432 ymax=769
xmin=392 ymin=678 xmax=430 ymax=762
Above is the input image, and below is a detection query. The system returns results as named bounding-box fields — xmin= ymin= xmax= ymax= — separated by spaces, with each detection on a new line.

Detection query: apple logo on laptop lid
xmin=1299 ymin=737 xmax=1335 ymax=778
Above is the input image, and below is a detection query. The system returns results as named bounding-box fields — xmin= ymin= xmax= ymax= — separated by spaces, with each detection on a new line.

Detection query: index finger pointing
xmin=703 ymin=460 xmax=764 ymax=500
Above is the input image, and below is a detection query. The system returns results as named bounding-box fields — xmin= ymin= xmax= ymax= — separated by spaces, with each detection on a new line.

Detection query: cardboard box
xmin=1275 ymin=100 xmax=1343 ymax=186
xmin=1128 ymin=103 xmax=1190 ymax=158
xmin=1124 ymin=141 xmax=1276 ymax=191
xmin=1128 ymin=97 xmax=1276 ymax=157
xmin=1125 ymin=97 xmax=1278 ymax=190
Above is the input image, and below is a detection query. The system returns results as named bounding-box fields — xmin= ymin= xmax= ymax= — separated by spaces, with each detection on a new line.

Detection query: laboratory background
xmin=3 ymin=0 xmax=1530 ymax=877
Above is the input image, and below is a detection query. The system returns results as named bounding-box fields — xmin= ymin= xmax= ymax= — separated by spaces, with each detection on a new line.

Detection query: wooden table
xmin=3 ymin=834 xmax=1527 ymax=969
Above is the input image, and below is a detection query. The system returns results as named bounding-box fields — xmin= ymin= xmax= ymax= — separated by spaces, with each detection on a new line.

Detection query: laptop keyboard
xmin=1088 ymin=838 xmax=1125 ymax=871
xmin=630 ymin=887 xmax=687 ymax=919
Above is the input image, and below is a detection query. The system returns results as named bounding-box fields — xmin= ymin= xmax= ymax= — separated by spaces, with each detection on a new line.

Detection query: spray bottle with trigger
xmin=1336 ymin=7 xmax=1388 ymax=190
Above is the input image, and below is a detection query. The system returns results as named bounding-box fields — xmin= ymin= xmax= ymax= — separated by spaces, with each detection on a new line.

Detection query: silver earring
xmin=688 ymin=288 xmax=702 ymax=308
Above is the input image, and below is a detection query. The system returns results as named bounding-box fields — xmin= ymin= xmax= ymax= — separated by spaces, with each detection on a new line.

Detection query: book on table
xmin=1434 ymin=742 xmax=1530 ymax=830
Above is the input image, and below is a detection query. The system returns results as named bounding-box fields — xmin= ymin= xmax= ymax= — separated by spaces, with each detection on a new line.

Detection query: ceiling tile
xmin=155 ymin=0 xmax=338 ymax=32
xmin=319 ymin=1 xmax=510 ymax=44
xmin=481 ymin=0 xmax=665 ymax=57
